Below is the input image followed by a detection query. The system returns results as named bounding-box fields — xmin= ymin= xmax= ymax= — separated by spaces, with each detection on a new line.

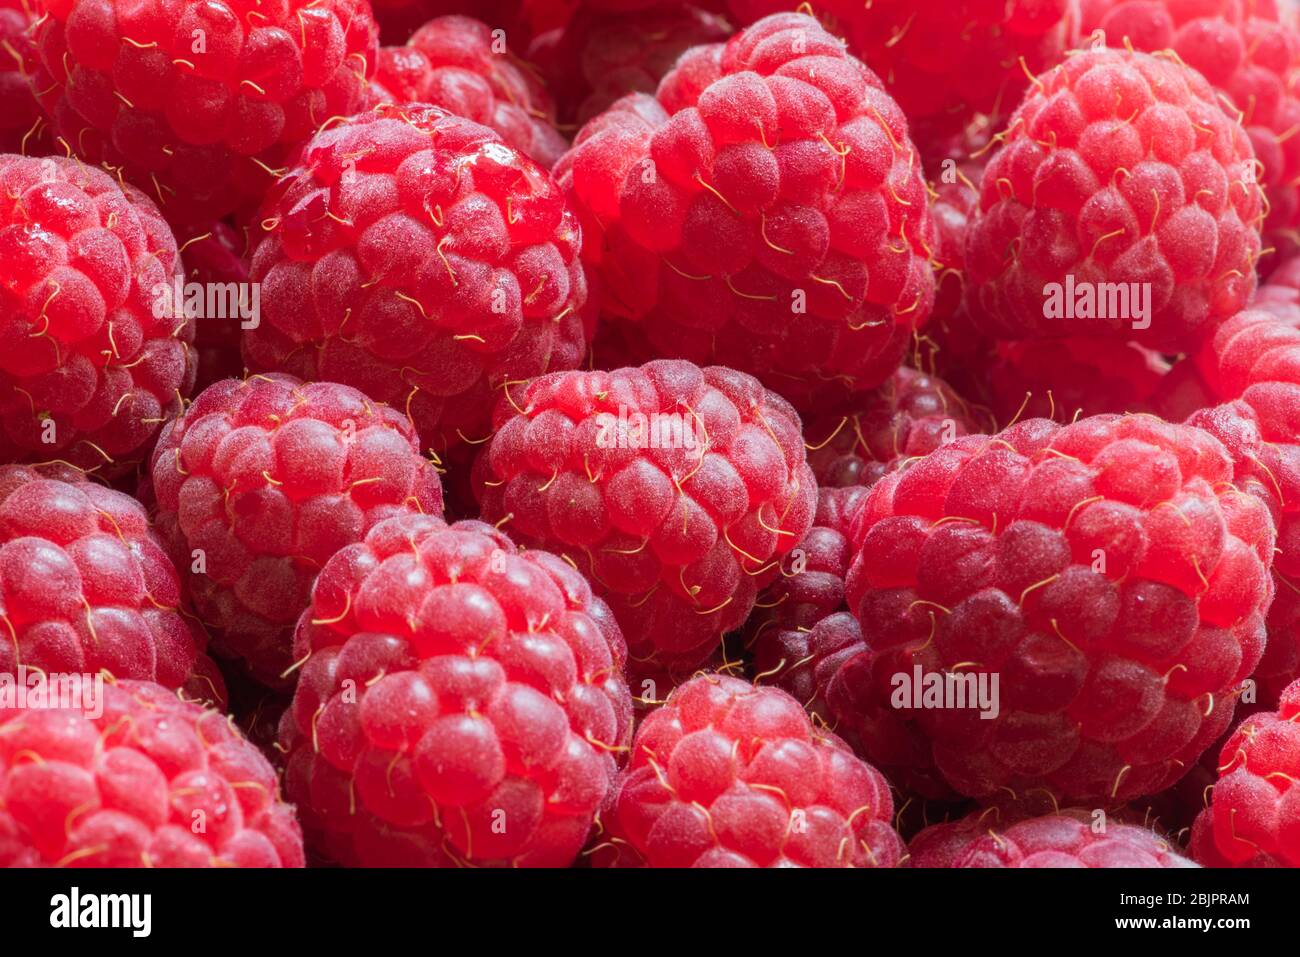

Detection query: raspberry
xmin=147 ymin=374 xmax=444 ymax=686
xmin=908 ymin=807 xmax=1196 ymax=867
xmin=0 ymin=0 xmax=43 ymax=154
xmin=31 ymin=0 xmax=379 ymax=227
xmin=842 ymin=414 xmax=1276 ymax=804
xmin=748 ymin=486 xmax=868 ymax=724
xmin=0 ymin=155 xmax=194 ymax=475
xmin=528 ymin=3 xmax=731 ymax=124
xmin=1082 ymin=0 xmax=1300 ymax=274
xmin=556 ymin=12 xmax=937 ymax=411
xmin=0 ymin=463 xmax=225 ymax=707
xmin=965 ymin=48 xmax=1264 ymax=353
xmin=473 ymin=360 xmax=817 ymax=675
xmin=175 ymin=221 xmax=252 ymax=390
xmin=592 ymin=673 xmax=904 ymax=867
xmin=725 ymin=0 xmax=1081 ymax=150
xmin=0 ymin=679 xmax=303 ymax=867
xmin=804 ymin=366 xmax=991 ymax=489
xmin=281 ymin=513 xmax=632 ymax=867
xmin=369 ymin=0 xmax=522 ymax=44
xmin=368 ymin=16 xmax=568 ymax=169
xmin=242 ymin=103 xmax=590 ymax=454
xmin=1190 ymin=679 xmax=1300 ymax=866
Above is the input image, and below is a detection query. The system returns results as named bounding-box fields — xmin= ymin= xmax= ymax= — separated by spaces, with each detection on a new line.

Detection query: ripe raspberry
xmin=842 ymin=414 xmax=1276 ymax=804
xmin=965 ymin=48 xmax=1264 ymax=352
xmin=242 ymin=103 xmax=589 ymax=454
xmin=0 ymin=463 xmax=225 ymax=707
xmin=556 ymin=12 xmax=937 ymax=411
xmin=281 ymin=513 xmax=632 ymax=867
xmin=0 ymin=0 xmax=43 ymax=154
xmin=726 ymin=0 xmax=1081 ymax=150
xmin=804 ymin=366 xmax=990 ymax=489
xmin=748 ymin=486 xmax=868 ymax=723
xmin=0 ymin=155 xmax=194 ymax=475
xmin=368 ymin=16 xmax=567 ymax=169
xmin=31 ymin=0 xmax=379 ymax=227
xmin=908 ymin=807 xmax=1196 ymax=867
xmin=0 ymin=679 xmax=303 ymax=867
xmin=1190 ymin=678 xmax=1300 ymax=866
xmin=528 ymin=3 xmax=731 ymax=125
xmin=473 ymin=360 xmax=817 ymax=676
xmin=1082 ymin=0 xmax=1300 ymax=273
xmin=592 ymin=673 xmax=904 ymax=867
xmin=175 ymin=221 xmax=252 ymax=390
xmin=147 ymin=374 xmax=444 ymax=686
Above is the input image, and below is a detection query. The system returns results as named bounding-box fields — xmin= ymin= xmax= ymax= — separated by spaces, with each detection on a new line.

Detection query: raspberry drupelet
xmin=281 ymin=513 xmax=633 ymax=867
xmin=147 ymin=374 xmax=444 ymax=687
xmin=31 ymin=0 xmax=380 ymax=226
xmin=473 ymin=359 xmax=817 ymax=677
xmin=0 ymin=154 xmax=194 ymax=475
xmin=592 ymin=673 xmax=905 ymax=867
xmin=0 ymin=679 xmax=303 ymax=867
xmin=842 ymin=414 xmax=1276 ymax=805
xmin=965 ymin=47 xmax=1265 ymax=353
xmin=243 ymin=102 xmax=589 ymax=455
xmin=555 ymin=12 xmax=937 ymax=412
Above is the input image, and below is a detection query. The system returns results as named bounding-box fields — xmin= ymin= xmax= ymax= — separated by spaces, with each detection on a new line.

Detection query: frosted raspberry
xmin=31 ymin=0 xmax=379 ymax=226
xmin=368 ymin=16 xmax=567 ymax=169
xmin=147 ymin=374 xmax=444 ymax=686
xmin=726 ymin=0 xmax=1081 ymax=150
xmin=1190 ymin=679 xmax=1300 ymax=866
xmin=281 ymin=513 xmax=632 ymax=867
xmin=473 ymin=360 xmax=817 ymax=676
xmin=529 ymin=3 xmax=731 ymax=124
xmin=908 ymin=807 xmax=1196 ymax=867
xmin=175 ymin=221 xmax=252 ymax=390
xmin=0 ymin=155 xmax=194 ymax=475
xmin=804 ymin=366 xmax=991 ymax=489
xmin=0 ymin=464 xmax=224 ymax=707
xmin=0 ymin=0 xmax=44 ymax=154
xmin=243 ymin=103 xmax=589 ymax=454
xmin=592 ymin=673 xmax=903 ymax=867
xmin=1082 ymin=0 xmax=1300 ymax=273
xmin=748 ymin=486 xmax=868 ymax=724
xmin=0 ymin=679 xmax=303 ymax=867
xmin=965 ymin=48 xmax=1264 ymax=352
xmin=556 ymin=13 xmax=937 ymax=411
xmin=842 ymin=414 xmax=1276 ymax=804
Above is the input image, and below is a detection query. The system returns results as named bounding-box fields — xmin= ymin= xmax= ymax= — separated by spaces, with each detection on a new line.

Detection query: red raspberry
xmin=281 ymin=513 xmax=632 ymax=867
xmin=0 ymin=0 xmax=43 ymax=154
xmin=592 ymin=673 xmax=904 ymax=867
xmin=842 ymin=414 xmax=1276 ymax=804
xmin=368 ymin=16 xmax=568 ymax=169
xmin=748 ymin=486 xmax=868 ymax=724
xmin=0 ymin=155 xmax=194 ymax=475
xmin=175 ymin=221 xmax=252 ymax=390
xmin=147 ymin=374 xmax=444 ymax=686
xmin=804 ymin=366 xmax=991 ymax=489
xmin=0 ymin=463 xmax=225 ymax=707
xmin=726 ymin=1 xmax=1081 ymax=150
xmin=1082 ymin=0 xmax=1300 ymax=274
xmin=0 ymin=679 xmax=303 ymax=867
xmin=369 ymin=0 xmax=523 ymax=44
xmin=528 ymin=3 xmax=731 ymax=125
xmin=1190 ymin=678 xmax=1300 ymax=866
xmin=31 ymin=0 xmax=379 ymax=227
xmin=243 ymin=103 xmax=589 ymax=455
xmin=556 ymin=13 xmax=937 ymax=411
xmin=473 ymin=360 xmax=817 ymax=676
xmin=908 ymin=807 xmax=1196 ymax=867
xmin=965 ymin=48 xmax=1264 ymax=352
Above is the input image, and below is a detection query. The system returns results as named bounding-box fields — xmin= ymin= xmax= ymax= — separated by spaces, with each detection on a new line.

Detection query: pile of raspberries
xmin=4 ymin=0 xmax=1300 ymax=871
